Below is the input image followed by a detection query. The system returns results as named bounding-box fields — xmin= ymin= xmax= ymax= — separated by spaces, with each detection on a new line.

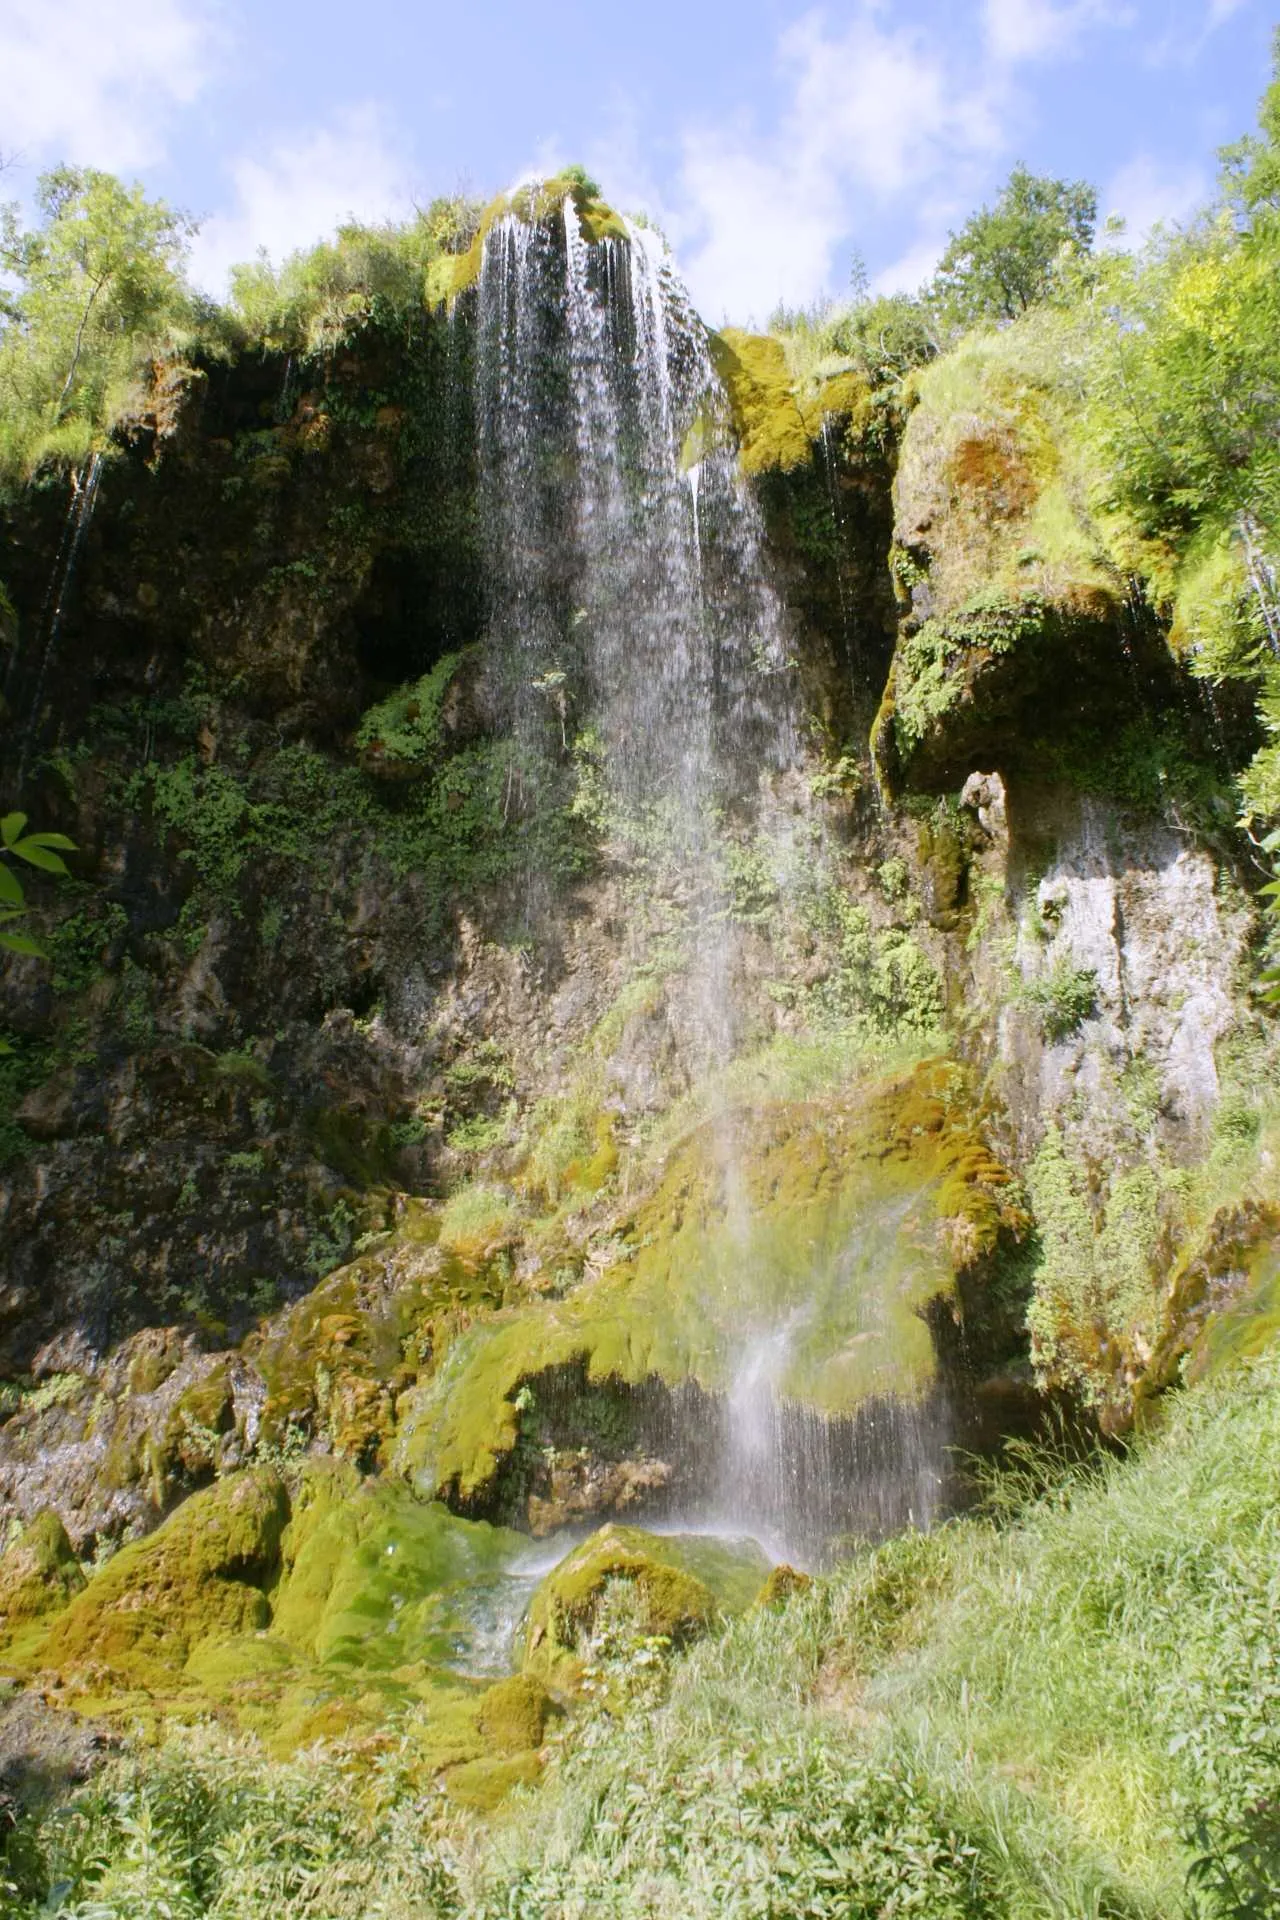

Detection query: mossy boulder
xmin=755 ymin=1563 xmax=813 ymax=1609
xmin=523 ymin=1524 xmax=770 ymax=1684
xmin=708 ymin=331 xmax=869 ymax=476
xmin=710 ymin=331 xmax=812 ymax=474
xmin=875 ymin=321 xmax=1137 ymax=795
xmin=394 ymin=1063 xmax=1023 ymax=1512
xmin=0 ymin=1513 xmax=85 ymax=1638
xmin=270 ymin=1462 xmax=527 ymax=1671
xmin=39 ymin=1470 xmax=288 ymax=1687
xmin=427 ymin=172 xmax=630 ymax=309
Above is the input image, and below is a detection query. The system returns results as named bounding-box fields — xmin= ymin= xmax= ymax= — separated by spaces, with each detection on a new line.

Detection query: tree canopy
xmin=0 ymin=167 xmax=196 ymax=484
xmin=931 ymin=165 xmax=1097 ymax=327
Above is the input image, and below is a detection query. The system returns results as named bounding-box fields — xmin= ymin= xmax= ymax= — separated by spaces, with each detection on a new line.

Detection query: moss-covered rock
xmin=873 ymin=321 xmax=1158 ymax=796
xmin=38 ymin=1470 xmax=288 ymax=1687
xmin=270 ymin=1462 xmax=527 ymax=1670
xmin=755 ymin=1563 xmax=813 ymax=1609
xmin=0 ymin=1512 xmax=85 ymax=1638
xmin=394 ymin=1062 xmax=1023 ymax=1512
xmin=523 ymin=1524 xmax=770 ymax=1685
xmin=476 ymin=1672 xmax=553 ymax=1752
xmin=427 ymin=172 xmax=630 ymax=309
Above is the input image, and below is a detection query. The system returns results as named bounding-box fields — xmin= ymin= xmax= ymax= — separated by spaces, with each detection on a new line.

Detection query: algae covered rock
xmin=394 ymin=1063 xmax=1023 ymax=1518
xmin=270 ymin=1462 xmax=527 ymax=1670
xmin=476 ymin=1672 xmax=553 ymax=1753
xmin=40 ymin=1469 xmax=288 ymax=1686
xmin=873 ymin=322 xmax=1138 ymax=795
xmin=523 ymin=1523 xmax=770 ymax=1682
xmin=0 ymin=1512 xmax=85 ymax=1636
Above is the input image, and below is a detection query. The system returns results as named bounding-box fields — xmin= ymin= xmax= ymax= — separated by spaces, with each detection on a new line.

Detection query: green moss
xmin=476 ymin=1672 xmax=553 ymax=1752
xmin=270 ymin=1463 xmax=526 ymax=1670
xmin=442 ymin=1750 xmax=542 ymax=1809
xmin=396 ymin=1066 xmax=1021 ymax=1508
xmin=754 ymin=1564 xmax=813 ymax=1609
xmin=38 ymin=1471 xmax=288 ymax=1687
xmin=523 ymin=1524 xmax=770 ymax=1683
xmin=0 ymin=1512 xmax=85 ymax=1638
xmin=709 ymin=330 xmax=812 ymax=474
xmin=427 ymin=173 xmax=630 ymax=310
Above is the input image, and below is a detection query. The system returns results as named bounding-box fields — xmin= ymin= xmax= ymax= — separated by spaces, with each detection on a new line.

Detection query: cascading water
xmin=11 ymin=451 xmax=103 ymax=790
xmin=469 ymin=187 xmax=945 ymax=1560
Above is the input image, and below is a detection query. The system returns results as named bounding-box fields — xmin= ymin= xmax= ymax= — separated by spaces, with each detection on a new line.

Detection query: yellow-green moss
xmin=426 ymin=173 xmax=630 ymax=311
xmin=523 ymin=1524 xmax=771 ymax=1687
xmin=396 ymin=1064 xmax=1021 ymax=1506
xmin=443 ymin=1750 xmax=542 ymax=1810
xmin=39 ymin=1470 xmax=288 ymax=1687
xmin=0 ymin=1511 xmax=85 ymax=1637
xmin=476 ymin=1672 xmax=553 ymax=1752
xmin=270 ymin=1462 xmax=526 ymax=1670
xmin=247 ymin=1257 xmax=440 ymax=1458
xmin=755 ymin=1563 xmax=813 ymax=1609
xmin=710 ymin=330 xmax=812 ymax=474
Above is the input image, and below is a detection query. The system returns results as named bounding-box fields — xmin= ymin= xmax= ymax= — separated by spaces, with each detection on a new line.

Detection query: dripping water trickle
xmin=16 ymin=451 xmax=103 ymax=791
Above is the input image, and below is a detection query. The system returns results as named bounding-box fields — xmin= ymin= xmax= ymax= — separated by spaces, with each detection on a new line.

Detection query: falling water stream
xmin=469 ymin=189 xmax=943 ymax=1567
xmin=11 ymin=452 xmax=103 ymax=790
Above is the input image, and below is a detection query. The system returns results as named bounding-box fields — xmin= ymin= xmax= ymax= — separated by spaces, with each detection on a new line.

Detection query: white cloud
xmin=1207 ymin=0 xmax=1250 ymax=22
xmin=672 ymin=7 xmax=1008 ymax=322
xmin=187 ymin=108 xmax=414 ymax=297
xmin=0 ymin=0 xmax=212 ymax=173
xmin=982 ymin=0 xmax=1118 ymax=65
xmin=872 ymin=234 xmax=949 ymax=296
xmin=1100 ymin=153 xmax=1207 ymax=245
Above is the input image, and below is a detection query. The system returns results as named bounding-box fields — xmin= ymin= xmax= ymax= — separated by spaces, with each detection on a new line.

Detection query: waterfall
xmin=472 ymin=195 xmax=793 ymax=839
xmin=469 ymin=188 xmax=940 ymax=1556
xmin=11 ymin=452 xmax=103 ymax=791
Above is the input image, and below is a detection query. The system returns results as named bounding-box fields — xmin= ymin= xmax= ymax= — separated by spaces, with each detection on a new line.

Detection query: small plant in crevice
xmin=1022 ymin=956 xmax=1099 ymax=1040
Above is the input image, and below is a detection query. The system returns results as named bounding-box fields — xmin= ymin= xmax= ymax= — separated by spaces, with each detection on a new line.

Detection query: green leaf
xmin=0 ymin=811 xmax=27 ymax=848
xmin=11 ymin=838 xmax=69 ymax=875
xmin=0 ymin=865 xmax=23 ymax=908
xmin=0 ymin=928 xmax=45 ymax=957
xmin=22 ymin=832 xmax=76 ymax=852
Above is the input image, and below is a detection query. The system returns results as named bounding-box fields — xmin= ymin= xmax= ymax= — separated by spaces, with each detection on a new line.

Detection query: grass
xmin=8 ymin=1350 xmax=1280 ymax=1915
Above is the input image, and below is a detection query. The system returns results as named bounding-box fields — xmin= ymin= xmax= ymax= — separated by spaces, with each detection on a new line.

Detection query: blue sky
xmin=0 ymin=0 xmax=1273 ymax=322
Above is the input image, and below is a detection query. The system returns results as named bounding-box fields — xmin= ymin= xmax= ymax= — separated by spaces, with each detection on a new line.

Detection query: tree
xmin=0 ymin=167 xmax=195 ymax=481
xmin=930 ymin=165 xmax=1097 ymax=327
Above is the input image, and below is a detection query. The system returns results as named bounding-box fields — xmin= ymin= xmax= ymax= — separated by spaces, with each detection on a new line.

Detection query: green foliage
xmin=0 ymin=166 xmax=196 ymax=482
xmin=796 ymin=882 xmax=944 ymax=1040
xmin=355 ymin=652 xmax=463 ymax=767
xmin=931 ymin=165 xmax=1097 ymax=327
xmin=1188 ymin=1796 xmax=1280 ymax=1919
xmin=1022 ymin=957 xmax=1099 ymax=1039
xmin=228 ymin=201 xmax=479 ymax=356
xmin=0 ymin=809 xmax=75 ymax=961
xmin=1024 ymin=1126 xmax=1169 ymax=1402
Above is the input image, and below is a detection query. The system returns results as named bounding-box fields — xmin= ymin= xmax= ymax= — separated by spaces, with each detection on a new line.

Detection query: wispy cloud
xmin=672 ymin=7 xmax=1009 ymax=321
xmin=982 ymin=0 xmax=1121 ymax=64
xmin=187 ymin=107 xmax=414 ymax=297
xmin=0 ymin=0 xmax=213 ymax=173
xmin=1100 ymin=153 xmax=1208 ymax=243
